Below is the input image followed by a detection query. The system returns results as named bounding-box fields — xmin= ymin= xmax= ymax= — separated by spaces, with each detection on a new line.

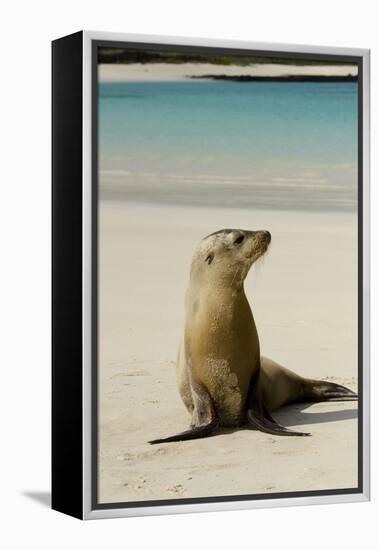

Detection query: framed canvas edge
xmin=81 ymin=30 xmax=370 ymax=520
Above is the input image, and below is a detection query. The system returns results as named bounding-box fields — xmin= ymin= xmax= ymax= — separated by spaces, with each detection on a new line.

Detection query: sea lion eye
xmin=205 ymin=253 xmax=214 ymax=265
xmin=234 ymin=235 xmax=244 ymax=245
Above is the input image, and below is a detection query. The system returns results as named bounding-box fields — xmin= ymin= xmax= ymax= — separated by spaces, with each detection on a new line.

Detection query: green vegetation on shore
xmin=191 ymin=74 xmax=357 ymax=82
xmin=98 ymin=47 xmax=354 ymax=66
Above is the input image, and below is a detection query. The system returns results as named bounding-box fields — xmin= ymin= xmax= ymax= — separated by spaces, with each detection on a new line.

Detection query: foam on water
xmin=99 ymin=80 xmax=358 ymax=211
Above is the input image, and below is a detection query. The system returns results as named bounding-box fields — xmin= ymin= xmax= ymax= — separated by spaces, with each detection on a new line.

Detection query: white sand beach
xmin=98 ymin=201 xmax=358 ymax=504
xmin=99 ymin=62 xmax=358 ymax=82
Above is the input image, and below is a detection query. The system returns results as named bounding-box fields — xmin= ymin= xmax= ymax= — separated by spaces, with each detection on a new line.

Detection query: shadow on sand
xmin=274 ymin=401 xmax=358 ymax=427
xmin=196 ymin=401 xmax=358 ymax=440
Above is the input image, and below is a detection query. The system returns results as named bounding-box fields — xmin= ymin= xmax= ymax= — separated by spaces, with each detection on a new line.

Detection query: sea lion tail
xmin=247 ymin=404 xmax=310 ymax=437
xmin=149 ymin=419 xmax=219 ymax=444
xmin=305 ymin=380 xmax=358 ymax=401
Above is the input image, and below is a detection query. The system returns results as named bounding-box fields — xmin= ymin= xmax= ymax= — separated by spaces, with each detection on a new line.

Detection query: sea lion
xmin=149 ymin=228 xmax=357 ymax=444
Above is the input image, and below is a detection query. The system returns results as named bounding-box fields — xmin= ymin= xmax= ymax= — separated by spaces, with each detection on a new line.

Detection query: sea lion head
xmin=190 ymin=228 xmax=271 ymax=288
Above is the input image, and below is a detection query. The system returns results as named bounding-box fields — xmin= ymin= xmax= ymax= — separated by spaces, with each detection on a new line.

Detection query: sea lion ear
xmin=205 ymin=253 xmax=214 ymax=265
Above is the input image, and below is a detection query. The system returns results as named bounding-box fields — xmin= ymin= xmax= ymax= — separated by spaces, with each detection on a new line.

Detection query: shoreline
xmin=99 ymin=62 xmax=358 ymax=82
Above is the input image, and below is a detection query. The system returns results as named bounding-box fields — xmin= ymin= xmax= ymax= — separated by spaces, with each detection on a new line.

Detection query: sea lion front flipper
xmin=246 ymin=372 xmax=310 ymax=437
xmin=246 ymin=405 xmax=310 ymax=437
xmin=149 ymin=417 xmax=219 ymax=444
xmin=149 ymin=380 xmax=218 ymax=444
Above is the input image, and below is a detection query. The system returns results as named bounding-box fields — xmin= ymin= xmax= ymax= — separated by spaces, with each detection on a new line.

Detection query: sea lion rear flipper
xmin=305 ymin=380 xmax=358 ymax=401
xmin=149 ymin=381 xmax=218 ymax=444
xmin=247 ymin=406 xmax=310 ymax=437
xmin=149 ymin=417 xmax=219 ymax=444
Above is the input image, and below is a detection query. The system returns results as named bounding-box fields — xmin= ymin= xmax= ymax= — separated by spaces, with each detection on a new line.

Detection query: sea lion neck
xmin=189 ymin=268 xmax=247 ymax=293
xmin=187 ymin=276 xmax=248 ymax=304
xmin=189 ymin=256 xmax=250 ymax=291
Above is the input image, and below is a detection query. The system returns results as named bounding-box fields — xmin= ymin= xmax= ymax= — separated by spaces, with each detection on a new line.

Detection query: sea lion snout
xmin=246 ymin=230 xmax=271 ymax=259
xmin=256 ymin=229 xmax=271 ymax=250
xmin=253 ymin=229 xmax=271 ymax=243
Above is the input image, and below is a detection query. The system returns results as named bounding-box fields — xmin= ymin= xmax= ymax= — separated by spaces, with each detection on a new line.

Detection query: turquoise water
xmin=99 ymin=80 xmax=358 ymax=211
